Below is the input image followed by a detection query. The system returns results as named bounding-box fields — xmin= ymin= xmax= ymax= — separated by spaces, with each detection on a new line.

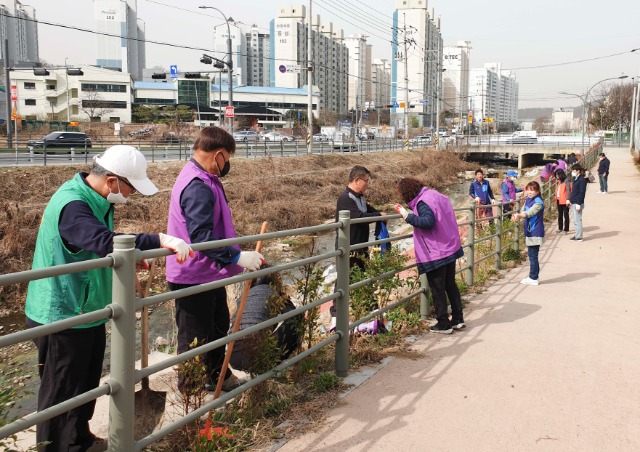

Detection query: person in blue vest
xmin=500 ymin=170 xmax=522 ymax=214
xmin=469 ymin=168 xmax=496 ymax=221
xmin=25 ymin=145 xmax=193 ymax=452
xmin=166 ymin=126 xmax=265 ymax=394
xmin=395 ymin=177 xmax=465 ymax=334
xmin=511 ymin=181 xmax=545 ymax=285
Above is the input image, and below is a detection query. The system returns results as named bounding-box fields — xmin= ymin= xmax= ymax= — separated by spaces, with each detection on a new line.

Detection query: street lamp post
xmin=559 ymin=75 xmax=628 ymax=153
xmin=65 ymin=57 xmax=70 ymax=122
xmin=199 ymin=5 xmax=233 ymax=132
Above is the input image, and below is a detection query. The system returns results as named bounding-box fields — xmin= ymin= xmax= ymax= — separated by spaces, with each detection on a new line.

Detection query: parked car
xmin=412 ymin=135 xmax=432 ymax=145
xmin=27 ymin=131 xmax=92 ymax=152
xmin=357 ymin=132 xmax=375 ymax=140
xmin=233 ymin=130 xmax=260 ymax=142
xmin=313 ymin=133 xmax=330 ymax=142
xmin=262 ymin=131 xmax=294 ymax=142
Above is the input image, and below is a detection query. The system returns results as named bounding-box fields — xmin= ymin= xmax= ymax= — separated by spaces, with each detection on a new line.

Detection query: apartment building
xmin=0 ymin=1 xmax=39 ymax=65
xmin=442 ymin=41 xmax=471 ymax=116
xmin=469 ymin=62 xmax=519 ymax=131
xmin=343 ymin=35 xmax=368 ymax=112
xmin=212 ymin=19 xmax=247 ymax=86
xmin=270 ymin=5 xmax=348 ymax=114
xmin=392 ymin=0 xmax=443 ymax=129
xmin=370 ymin=58 xmax=391 ymax=109
xmin=246 ymin=26 xmax=271 ymax=86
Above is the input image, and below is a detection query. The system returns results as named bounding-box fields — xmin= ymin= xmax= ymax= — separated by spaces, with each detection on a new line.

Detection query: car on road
xmin=261 ymin=131 xmax=295 ymax=142
xmin=412 ymin=135 xmax=432 ymax=145
xmin=313 ymin=133 xmax=330 ymax=142
xmin=27 ymin=132 xmax=92 ymax=152
xmin=356 ymin=132 xmax=375 ymax=140
xmin=233 ymin=130 xmax=260 ymax=142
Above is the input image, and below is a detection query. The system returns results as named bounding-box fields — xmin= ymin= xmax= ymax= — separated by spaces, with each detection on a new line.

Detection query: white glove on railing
xmin=490 ymin=199 xmax=497 ymax=205
xmin=159 ymin=233 xmax=194 ymax=264
xmin=394 ymin=204 xmax=409 ymax=220
xmin=237 ymin=251 xmax=265 ymax=271
xmin=575 ymin=204 xmax=581 ymax=211
xmin=474 ymin=196 xmax=481 ymax=203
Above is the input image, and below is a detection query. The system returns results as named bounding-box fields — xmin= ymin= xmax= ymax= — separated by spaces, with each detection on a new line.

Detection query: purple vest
xmin=502 ymin=178 xmax=516 ymax=202
xmin=408 ymin=187 xmax=462 ymax=264
xmin=166 ymin=161 xmax=242 ymax=284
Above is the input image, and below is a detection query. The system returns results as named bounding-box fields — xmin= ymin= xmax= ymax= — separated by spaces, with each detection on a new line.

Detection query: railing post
xmin=335 ymin=210 xmax=351 ymax=377
xmin=419 ymin=274 xmax=429 ymax=320
xmin=495 ymin=204 xmax=502 ymax=270
xmin=514 ymin=199 xmax=520 ymax=253
xmin=465 ymin=204 xmax=475 ymax=287
xmin=109 ymin=235 xmax=137 ymax=451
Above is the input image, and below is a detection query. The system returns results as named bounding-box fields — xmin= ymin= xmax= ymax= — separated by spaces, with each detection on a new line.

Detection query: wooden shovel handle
xmin=213 ymin=221 xmax=268 ymax=399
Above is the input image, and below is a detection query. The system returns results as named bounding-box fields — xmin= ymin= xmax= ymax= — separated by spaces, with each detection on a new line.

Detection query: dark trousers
xmin=528 ymin=245 xmax=540 ymax=280
xmin=557 ymin=203 xmax=570 ymax=232
xmin=425 ymin=261 xmax=464 ymax=328
xmin=28 ymin=318 xmax=106 ymax=452
xmin=168 ymin=283 xmax=231 ymax=386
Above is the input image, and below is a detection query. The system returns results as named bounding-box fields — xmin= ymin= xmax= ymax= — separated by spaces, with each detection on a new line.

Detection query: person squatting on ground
xmin=395 ymin=177 xmax=465 ymax=335
xmin=25 ymin=145 xmax=194 ymax=452
xmin=567 ymin=164 xmax=589 ymax=242
xmin=500 ymin=170 xmax=522 ymax=214
xmin=597 ymin=152 xmax=610 ymax=194
xmin=512 ymin=181 xmax=545 ymax=286
xmin=554 ymin=169 xmax=571 ymax=234
xmin=229 ymin=266 xmax=303 ymax=373
xmin=332 ymin=165 xmax=382 ymax=318
xmin=469 ymin=168 xmax=496 ymax=223
xmin=166 ymin=126 xmax=265 ymax=393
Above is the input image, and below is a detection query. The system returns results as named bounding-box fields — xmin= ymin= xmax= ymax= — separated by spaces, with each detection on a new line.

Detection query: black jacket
xmin=569 ymin=175 xmax=587 ymax=205
xmin=597 ymin=157 xmax=610 ymax=175
xmin=336 ymin=187 xmax=381 ymax=247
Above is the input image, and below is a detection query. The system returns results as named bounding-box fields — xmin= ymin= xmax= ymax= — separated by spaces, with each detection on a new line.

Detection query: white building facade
xmin=213 ymin=19 xmax=247 ymax=86
xmin=552 ymin=108 xmax=574 ymax=133
xmin=469 ymin=63 xmax=518 ymax=131
xmin=270 ymin=5 xmax=348 ymax=114
xmin=0 ymin=1 xmax=39 ymax=65
xmin=11 ymin=65 xmax=133 ymax=122
xmin=343 ymin=35 xmax=368 ymax=112
xmin=442 ymin=41 xmax=470 ymax=116
xmin=392 ymin=0 xmax=443 ymax=129
xmin=370 ymin=58 xmax=391 ymax=109
xmin=94 ymin=0 xmax=145 ymax=80
xmin=246 ymin=26 xmax=270 ymax=86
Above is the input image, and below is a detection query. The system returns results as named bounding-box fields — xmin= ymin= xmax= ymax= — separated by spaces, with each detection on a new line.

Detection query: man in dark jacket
xmin=597 ymin=153 xmax=610 ymax=194
xmin=567 ymin=164 xmax=589 ymax=242
xmin=335 ymin=165 xmax=382 ymax=269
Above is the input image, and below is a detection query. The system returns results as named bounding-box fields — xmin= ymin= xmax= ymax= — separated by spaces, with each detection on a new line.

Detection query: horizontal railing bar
xmin=0 ymin=307 xmax=113 ymax=348
xmin=135 ymin=250 xmax=341 ymax=310
xmin=350 ymin=233 xmax=413 ymax=252
xmin=0 ymin=383 xmax=110 ymax=439
xmin=0 ymin=256 xmax=113 ymax=286
xmin=349 ymin=289 xmax=424 ymax=330
xmin=349 ymin=263 xmax=417 ymax=291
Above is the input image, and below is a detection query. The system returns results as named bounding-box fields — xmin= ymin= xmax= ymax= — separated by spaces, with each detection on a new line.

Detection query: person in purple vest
xmin=395 ymin=177 xmax=465 ymax=334
xmin=166 ymin=126 xmax=265 ymax=393
xmin=511 ymin=181 xmax=545 ymax=285
xmin=500 ymin=169 xmax=522 ymax=214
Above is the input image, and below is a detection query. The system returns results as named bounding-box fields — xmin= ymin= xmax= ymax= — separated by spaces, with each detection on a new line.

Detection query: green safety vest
xmin=25 ymin=173 xmax=114 ymax=328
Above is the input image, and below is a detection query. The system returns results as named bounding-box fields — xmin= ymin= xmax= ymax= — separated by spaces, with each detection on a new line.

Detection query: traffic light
xmin=152 ymin=73 xmax=167 ymax=79
xmin=184 ymin=73 xmax=202 ymax=79
xmin=33 ymin=68 xmax=50 ymax=76
xmin=66 ymin=68 xmax=84 ymax=76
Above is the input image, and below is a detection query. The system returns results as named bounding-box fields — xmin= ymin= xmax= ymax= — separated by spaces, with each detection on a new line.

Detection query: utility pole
xmin=403 ymin=14 xmax=409 ymax=150
xmin=3 ymin=39 xmax=12 ymax=148
xmin=306 ymin=0 xmax=313 ymax=154
xmin=435 ymin=39 xmax=441 ymax=150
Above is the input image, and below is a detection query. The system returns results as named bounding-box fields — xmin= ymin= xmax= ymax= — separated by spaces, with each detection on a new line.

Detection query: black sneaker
xmin=430 ymin=324 xmax=453 ymax=334
xmin=570 ymin=236 xmax=576 ymax=240
xmin=451 ymin=322 xmax=466 ymax=330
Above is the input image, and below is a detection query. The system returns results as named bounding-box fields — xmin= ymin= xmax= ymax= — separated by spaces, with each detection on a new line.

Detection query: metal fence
xmin=0 ymin=140 xmax=602 ymax=450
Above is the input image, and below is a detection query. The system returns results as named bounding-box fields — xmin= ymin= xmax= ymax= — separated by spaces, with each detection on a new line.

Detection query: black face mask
xmin=216 ymin=155 xmax=231 ymax=177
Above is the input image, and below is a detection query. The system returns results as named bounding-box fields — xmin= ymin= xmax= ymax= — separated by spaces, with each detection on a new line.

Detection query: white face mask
xmin=571 ymin=171 xmax=578 ymax=178
xmin=106 ymin=179 xmax=128 ymax=204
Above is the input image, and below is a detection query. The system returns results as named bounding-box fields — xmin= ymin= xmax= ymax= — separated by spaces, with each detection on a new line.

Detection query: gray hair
xmin=90 ymin=162 xmax=110 ymax=176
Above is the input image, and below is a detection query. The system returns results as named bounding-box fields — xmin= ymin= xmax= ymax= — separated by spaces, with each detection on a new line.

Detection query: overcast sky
xmin=27 ymin=0 xmax=640 ymax=109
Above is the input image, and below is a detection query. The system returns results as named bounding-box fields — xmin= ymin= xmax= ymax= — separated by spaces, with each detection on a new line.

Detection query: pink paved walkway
xmin=279 ymin=147 xmax=640 ymax=451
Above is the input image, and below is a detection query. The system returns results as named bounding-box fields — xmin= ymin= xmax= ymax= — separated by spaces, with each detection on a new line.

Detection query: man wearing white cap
xmin=25 ymin=145 xmax=193 ymax=452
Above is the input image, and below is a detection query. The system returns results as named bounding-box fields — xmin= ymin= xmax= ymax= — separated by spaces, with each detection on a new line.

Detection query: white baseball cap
xmin=94 ymin=145 xmax=158 ymax=195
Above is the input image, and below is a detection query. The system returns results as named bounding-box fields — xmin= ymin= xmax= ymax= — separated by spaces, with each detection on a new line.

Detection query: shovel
xmin=213 ymin=221 xmax=268 ymax=399
xmin=133 ymin=259 xmax=167 ymax=437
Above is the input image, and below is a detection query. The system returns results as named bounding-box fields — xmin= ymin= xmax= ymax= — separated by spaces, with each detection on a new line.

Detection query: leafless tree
xmin=80 ymin=89 xmax=114 ymax=121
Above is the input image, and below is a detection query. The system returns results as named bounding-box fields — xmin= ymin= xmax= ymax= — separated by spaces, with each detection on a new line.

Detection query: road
xmin=279 ymin=146 xmax=640 ymax=451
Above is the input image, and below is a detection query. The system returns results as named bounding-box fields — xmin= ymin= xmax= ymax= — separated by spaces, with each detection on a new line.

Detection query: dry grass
xmin=0 ymin=149 xmax=472 ymax=311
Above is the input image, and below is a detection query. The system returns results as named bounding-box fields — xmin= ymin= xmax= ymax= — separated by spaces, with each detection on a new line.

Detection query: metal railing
xmin=0 ymin=140 xmax=602 ymax=450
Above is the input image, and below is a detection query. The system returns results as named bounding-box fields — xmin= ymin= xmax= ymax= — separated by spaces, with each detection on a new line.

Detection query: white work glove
xmin=474 ymin=196 xmax=481 ymax=203
xmin=159 ymin=233 xmax=194 ymax=264
xmin=575 ymin=204 xmax=581 ymax=211
xmin=237 ymin=251 xmax=265 ymax=271
xmin=490 ymin=199 xmax=497 ymax=205
xmin=394 ymin=204 xmax=409 ymax=220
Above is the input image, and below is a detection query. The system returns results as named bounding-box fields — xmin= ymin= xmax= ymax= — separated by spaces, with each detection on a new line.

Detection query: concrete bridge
xmin=466 ymin=145 xmax=580 ymax=168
